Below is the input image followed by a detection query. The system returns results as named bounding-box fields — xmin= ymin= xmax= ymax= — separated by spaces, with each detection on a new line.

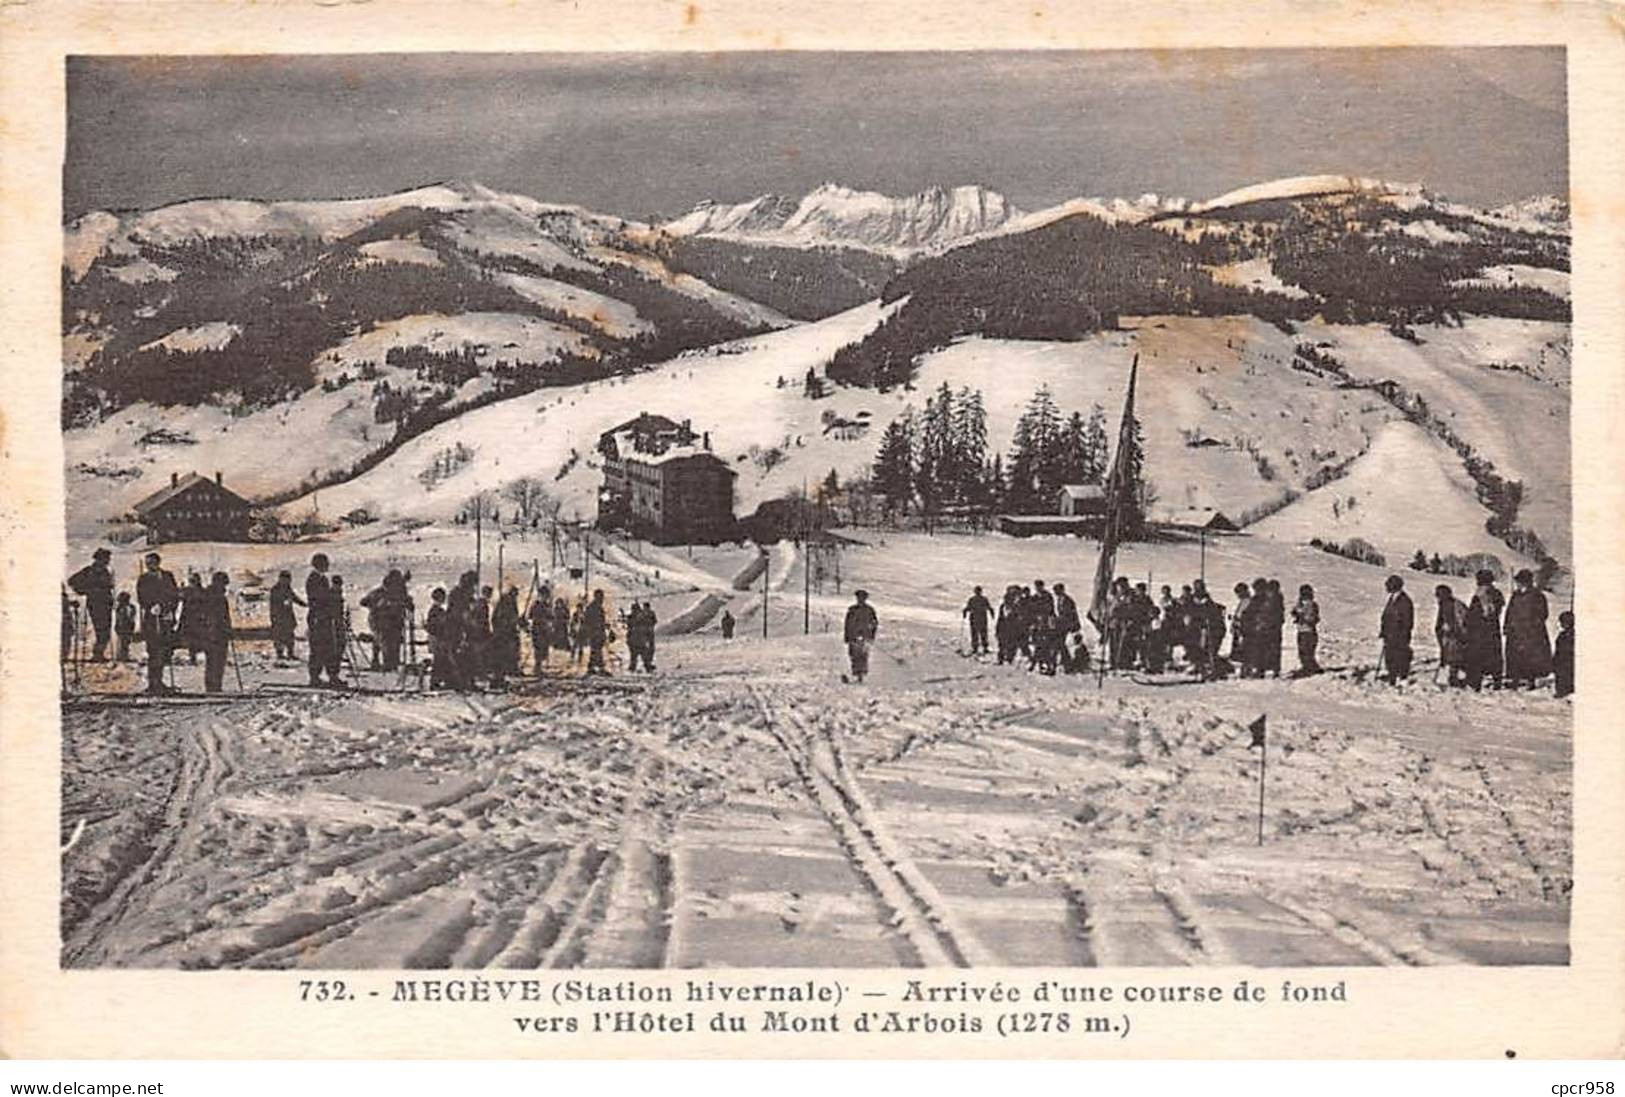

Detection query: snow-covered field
xmin=60 ymin=526 xmax=1571 ymax=969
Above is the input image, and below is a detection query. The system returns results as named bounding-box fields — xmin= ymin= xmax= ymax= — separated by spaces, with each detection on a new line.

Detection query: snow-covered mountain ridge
xmin=665 ymin=182 xmax=1024 ymax=254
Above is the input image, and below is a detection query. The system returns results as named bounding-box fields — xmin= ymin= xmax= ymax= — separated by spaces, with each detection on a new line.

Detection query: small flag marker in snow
xmin=1249 ymin=714 xmax=1268 ymax=845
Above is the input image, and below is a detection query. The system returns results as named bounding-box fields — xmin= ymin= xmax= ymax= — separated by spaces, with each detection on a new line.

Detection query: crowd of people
xmin=414 ymin=573 xmax=660 ymax=690
xmin=954 ymin=567 xmax=1573 ymax=696
xmin=65 ymin=547 xmax=1575 ymax=700
xmin=63 ymin=549 xmax=670 ymax=696
xmin=63 ymin=550 xmax=240 ymax=695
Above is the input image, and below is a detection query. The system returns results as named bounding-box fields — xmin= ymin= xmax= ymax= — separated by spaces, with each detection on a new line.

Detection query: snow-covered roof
xmin=1058 ymin=484 xmax=1106 ymax=500
xmin=630 ymin=445 xmax=735 ymax=474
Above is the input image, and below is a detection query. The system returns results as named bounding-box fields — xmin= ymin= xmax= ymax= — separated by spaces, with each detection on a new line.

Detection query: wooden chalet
xmin=131 ymin=471 xmax=253 ymax=544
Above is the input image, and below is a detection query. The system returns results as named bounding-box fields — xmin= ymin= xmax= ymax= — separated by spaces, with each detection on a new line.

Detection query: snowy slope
xmin=274 ymin=299 xmax=904 ymax=525
xmin=64 ymin=311 xmax=596 ymax=535
xmin=1297 ymin=317 xmax=1571 ymax=565
xmin=270 ymin=310 xmax=1412 ymax=535
xmin=1252 ymin=420 xmax=1519 ymax=563
xmin=1455 ymin=264 xmax=1571 ymax=301
xmin=65 ymin=184 xmax=479 ymax=279
xmin=1185 ymin=174 xmax=1412 ymax=215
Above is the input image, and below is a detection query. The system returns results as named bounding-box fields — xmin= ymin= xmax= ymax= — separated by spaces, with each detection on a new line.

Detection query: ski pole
xmin=228 ymin=630 xmax=245 ymax=693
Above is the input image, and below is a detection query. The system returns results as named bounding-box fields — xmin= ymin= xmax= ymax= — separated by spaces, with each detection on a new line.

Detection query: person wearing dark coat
xmin=268 ymin=570 xmax=304 ymax=661
xmin=199 ymin=571 xmax=234 ymax=693
xmin=569 ymin=599 xmax=587 ymax=667
xmin=1553 ymin=611 xmax=1575 ymax=698
xmin=361 ymin=569 xmax=413 ymax=672
xmin=1504 ymin=569 xmax=1553 ymax=689
xmin=1290 ymin=584 xmax=1321 ymax=676
xmin=1103 ymin=578 xmax=1134 ymax=669
xmin=1465 ymin=570 xmax=1506 ymax=691
xmin=178 ymin=573 xmax=207 ymax=665
xmin=1230 ymin=582 xmax=1255 ymax=675
xmin=1172 ymin=586 xmax=1195 ymax=668
xmin=490 ymin=586 xmax=521 ymax=687
xmin=330 ymin=576 xmax=350 ymax=669
xmin=305 ymin=553 xmax=342 ymax=687
xmin=1379 ymin=575 xmax=1415 ymax=683
xmin=640 ymin=601 xmax=658 ymax=671
xmin=136 ymin=552 xmax=180 ymax=695
xmin=114 ymin=592 xmax=137 ymax=663
xmin=582 ymin=588 xmax=610 ymax=675
xmin=994 ymin=587 xmax=1021 ymax=666
xmin=443 ymin=573 xmax=478 ymax=690
xmin=527 ymin=586 xmax=552 ymax=674
xmin=626 ymin=600 xmax=658 ymax=673
xmin=68 ymin=548 xmax=116 ymax=661
xmin=720 ymin=608 xmax=736 ymax=640
xmin=962 ymin=586 xmax=993 ymax=655
xmin=425 ymin=587 xmax=451 ymax=689
xmin=1434 ymin=584 xmax=1470 ymax=688
xmin=843 ymin=589 xmax=879 ymax=683
xmin=1264 ymin=579 xmax=1286 ymax=678
xmin=1244 ymin=577 xmax=1273 ymax=677
xmin=1122 ymin=584 xmax=1155 ymax=670
xmin=468 ymin=586 xmax=494 ymax=684
xmin=552 ymin=598 xmax=573 ymax=663
xmin=1189 ymin=582 xmax=1226 ymax=680
xmin=1029 ymin=579 xmax=1056 ymax=619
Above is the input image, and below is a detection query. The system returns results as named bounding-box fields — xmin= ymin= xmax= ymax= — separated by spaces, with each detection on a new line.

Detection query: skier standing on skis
xmin=843 ymin=589 xmax=878 ymax=683
xmin=962 ymin=586 xmax=993 ymax=656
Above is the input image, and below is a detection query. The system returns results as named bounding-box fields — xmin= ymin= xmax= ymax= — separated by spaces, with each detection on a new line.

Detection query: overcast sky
xmin=65 ymin=48 xmax=1566 ymax=220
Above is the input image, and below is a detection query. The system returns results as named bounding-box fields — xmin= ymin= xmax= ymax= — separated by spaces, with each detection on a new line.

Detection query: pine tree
xmin=952 ymin=386 xmax=989 ymax=506
xmin=1117 ymin=416 xmax=1149 ymax=539
xmin=1008 ymin=385 xmax=1064 ymax=513
xmin=1055 ymin=411 xmax=1091 ymax=487
xmin=873 ymin=409 xmax=916 ymax=516
xmin=916 ymin=385 xmax=960 ymax=525
xmin=1083 ymin=404 xmax=1109 ymax=484
xmin=1006 ymin=406 xmax=1039 ymax=515
xmin=821 ymin=467 xmax=840 ymax=499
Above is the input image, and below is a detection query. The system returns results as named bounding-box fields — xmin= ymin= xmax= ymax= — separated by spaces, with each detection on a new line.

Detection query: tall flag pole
xmin=1086 ymin=353 xmax=1140 ymax=675
xmin=1249 ymin=714 xmax=1268 ymax=845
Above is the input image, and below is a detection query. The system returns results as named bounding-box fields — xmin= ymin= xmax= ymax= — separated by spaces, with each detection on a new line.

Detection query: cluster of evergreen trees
xmin=665 ymin=236 xmax=899 ymax=322
xmin=870 ymin=383 xmax=1122 ymax=521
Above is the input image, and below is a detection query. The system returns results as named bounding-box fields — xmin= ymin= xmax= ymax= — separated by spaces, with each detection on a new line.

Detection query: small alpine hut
xmin=132 ymin=471 xmax=253 ymax=544
xmin=1057 ymin=483 xmax=1108 ymax=518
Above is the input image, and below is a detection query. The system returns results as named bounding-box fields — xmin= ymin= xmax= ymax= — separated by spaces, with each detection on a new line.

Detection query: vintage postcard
xmin=1 ymin=0 xmax=1621 ymax=1060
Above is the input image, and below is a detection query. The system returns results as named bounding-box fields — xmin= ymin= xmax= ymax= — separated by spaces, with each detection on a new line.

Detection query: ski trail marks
xmin=750 ymin=686 xmax=996 ymax=967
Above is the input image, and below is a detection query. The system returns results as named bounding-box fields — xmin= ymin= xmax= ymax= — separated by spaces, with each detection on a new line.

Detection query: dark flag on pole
xmin=1086 ymin=353 xmax=1140 ymax=638
xmin=1248 ymin=714 xmax=1267 ymax=749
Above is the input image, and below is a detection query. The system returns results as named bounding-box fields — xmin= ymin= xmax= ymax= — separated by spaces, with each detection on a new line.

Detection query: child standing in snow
xmin=1554 ymin=611 xmax=1575 ymax=698
xmin=114 ymin=592 xmax=136 ymax=663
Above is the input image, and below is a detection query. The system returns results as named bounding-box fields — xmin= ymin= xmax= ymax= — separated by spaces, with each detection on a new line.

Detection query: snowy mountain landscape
xmin=60 ymin=167 xmax=1576 ymax=973
xmin=64 ymin=173 xmax=1572 ymax=577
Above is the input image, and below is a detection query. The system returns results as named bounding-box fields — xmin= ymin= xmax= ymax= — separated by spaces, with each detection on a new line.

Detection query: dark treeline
xmin=870 ymin=383 xmax=1135 ymax=529
xmin=663 ymin=236 xmax=899 ymax=321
